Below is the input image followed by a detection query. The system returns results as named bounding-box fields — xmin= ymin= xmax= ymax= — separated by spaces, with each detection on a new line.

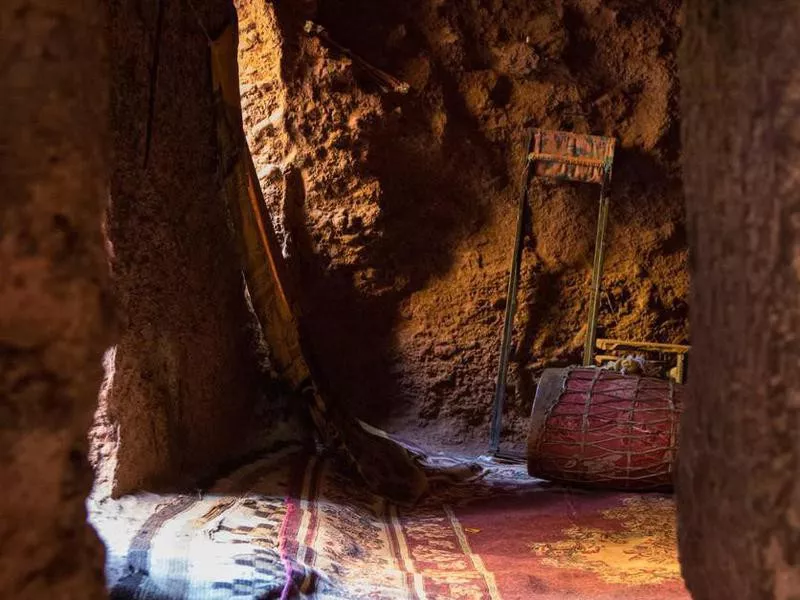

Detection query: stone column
xmin=678 ymin=2 xmax=800 ymax=598
xmin=106 ymin=0 xmax=268 ymax=494
xmin=0 ymin=0 xmax=111 ymax=596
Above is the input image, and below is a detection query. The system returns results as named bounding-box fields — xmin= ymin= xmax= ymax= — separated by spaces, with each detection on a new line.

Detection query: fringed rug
xmin=91 ymin=443 xmax=689 ymax=599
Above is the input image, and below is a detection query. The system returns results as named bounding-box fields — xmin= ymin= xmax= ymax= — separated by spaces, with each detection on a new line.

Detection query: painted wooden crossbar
xmin=529 ymin=129 xmax=615 ymax=185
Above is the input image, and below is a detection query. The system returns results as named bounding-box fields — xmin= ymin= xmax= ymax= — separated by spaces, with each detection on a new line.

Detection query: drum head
xmin=527 ymin=367 xmax=571 ymax=477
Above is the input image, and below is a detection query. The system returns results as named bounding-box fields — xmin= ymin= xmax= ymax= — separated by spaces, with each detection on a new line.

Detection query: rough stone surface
xmin=677 ymin=1 xmax=800 ymax=599
xmin=106 ymin=0 xmax=282 ymax=495
xmin=237 ymin=0 xmax=687 ymax=450
xmin=0 ymin=0 xmax=110 ymax=597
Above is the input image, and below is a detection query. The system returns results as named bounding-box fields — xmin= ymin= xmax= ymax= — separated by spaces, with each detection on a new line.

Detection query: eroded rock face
xmin=106 ymin=0 xmax=282 ymax=495
xmin=678 ymin=2 xmax=800 ymax=598
xmin=238 ymin=0 xmax=687 ymax=447
xmin=0 ymin=0 xmax=110 ymax=596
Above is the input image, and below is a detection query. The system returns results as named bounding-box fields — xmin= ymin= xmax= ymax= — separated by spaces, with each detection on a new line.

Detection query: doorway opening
xmin=88 ymin=0 xmax=689 ymax=598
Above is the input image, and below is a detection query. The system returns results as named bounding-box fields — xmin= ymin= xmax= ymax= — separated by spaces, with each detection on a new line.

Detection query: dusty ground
xmin=237 ymin=0 xmax=687 ymax=451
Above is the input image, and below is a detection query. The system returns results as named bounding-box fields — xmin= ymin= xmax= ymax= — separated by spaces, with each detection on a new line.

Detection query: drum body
xmin=527 ymin=367 xmax=683 ymax=491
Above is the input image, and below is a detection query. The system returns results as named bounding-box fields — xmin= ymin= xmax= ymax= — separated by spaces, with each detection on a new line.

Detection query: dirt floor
xmin=236 ymin=0 xmax=687 ymax=451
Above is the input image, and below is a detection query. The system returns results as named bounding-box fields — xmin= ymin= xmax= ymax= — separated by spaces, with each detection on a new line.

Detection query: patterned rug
xmin=90 ymin=442 xmax=689 ymax=599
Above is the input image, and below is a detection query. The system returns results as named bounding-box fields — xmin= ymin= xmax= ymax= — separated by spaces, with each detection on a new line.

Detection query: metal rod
xmin=489 ymin=131 xmax=534 ymax=454
xmin=583 ymin=186 xmax=610 ymax=366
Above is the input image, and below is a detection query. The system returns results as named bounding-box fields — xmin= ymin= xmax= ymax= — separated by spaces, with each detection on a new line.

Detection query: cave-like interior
xmin=2 ymin=0 xmax=799 ymax=599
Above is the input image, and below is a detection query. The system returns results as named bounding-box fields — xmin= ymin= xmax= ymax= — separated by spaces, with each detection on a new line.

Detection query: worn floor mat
xmin=90 ymin=442 xmax=688 ymax=599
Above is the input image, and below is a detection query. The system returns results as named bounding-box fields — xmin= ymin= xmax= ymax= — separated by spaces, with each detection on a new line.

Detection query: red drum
xmin=527 ymin=367 xmax=683 ymax=491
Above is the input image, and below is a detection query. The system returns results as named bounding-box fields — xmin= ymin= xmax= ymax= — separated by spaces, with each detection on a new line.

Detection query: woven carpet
xmin=91 ymin=441 xmax=689 ymax=599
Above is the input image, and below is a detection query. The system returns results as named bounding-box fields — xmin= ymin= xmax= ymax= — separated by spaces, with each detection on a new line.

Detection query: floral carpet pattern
xmin=528 ymin=496 xmax=680 ymax=585
xmin=91 ymin=441 xmax=689 ymax=599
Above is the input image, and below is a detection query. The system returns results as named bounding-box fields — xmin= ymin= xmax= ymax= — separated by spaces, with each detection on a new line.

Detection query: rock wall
xmin=677 ymin=1 xmax=800 ymax=598
xmin=0 ymin=0 xmax=110 ymax=596
xmin=106 ymin=0 xmax=286 ymax=496
xmin=239 ymin=0 xmax=687 ymax=448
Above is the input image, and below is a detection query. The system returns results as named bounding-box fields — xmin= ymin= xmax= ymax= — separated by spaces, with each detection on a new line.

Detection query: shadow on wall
xmin=244 ymin=0 xmax=687 ymax=441
xmin=279 ymin=138 xmax=492 ymax=425
xmin=259 ymin=0 xmax=504 ymax=427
